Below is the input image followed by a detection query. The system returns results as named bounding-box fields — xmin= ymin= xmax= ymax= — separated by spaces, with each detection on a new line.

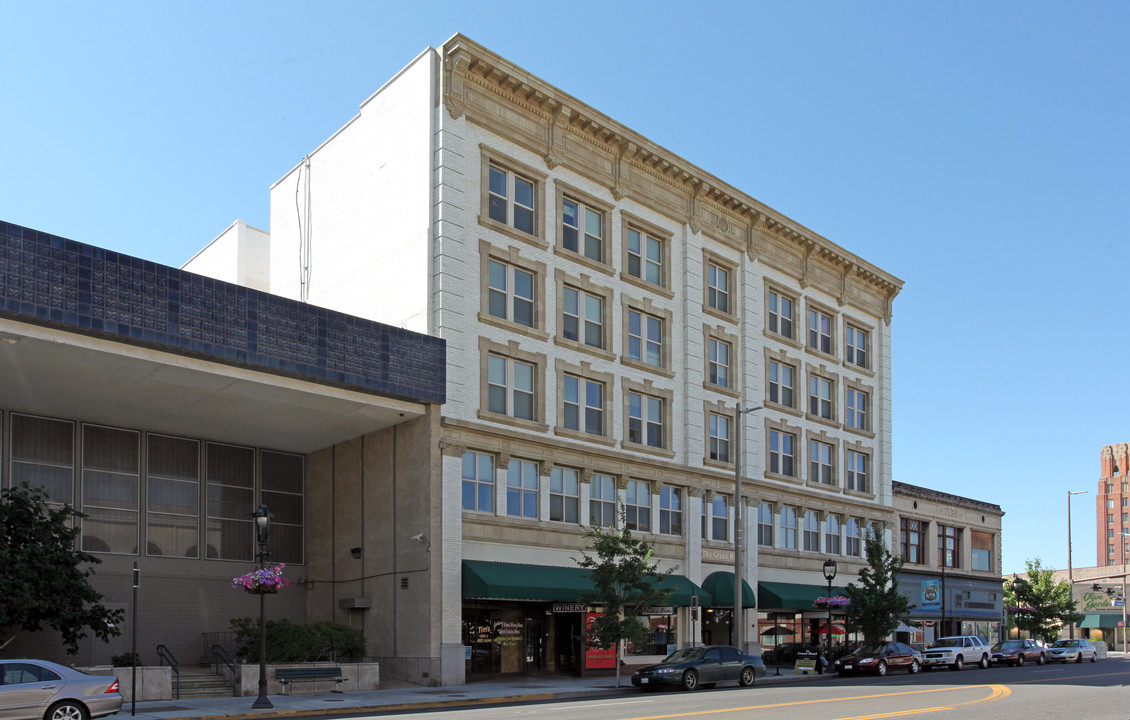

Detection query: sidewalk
xmin=123 ymin=666 xmax=825 ymax=720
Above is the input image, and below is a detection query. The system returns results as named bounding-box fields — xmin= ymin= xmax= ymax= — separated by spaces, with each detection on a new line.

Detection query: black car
xmin=631 ymin=645 xmax=766 ymax=691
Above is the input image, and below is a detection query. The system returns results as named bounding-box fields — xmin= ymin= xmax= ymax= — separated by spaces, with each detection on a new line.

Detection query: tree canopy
xmin=1004 ymin=557 xmax=1081 ymax=641
xmin=0 ymin=483 xmax=123 ymax=654
xmin=843 ymin=529 xmax=914 ymax=642
xmin=575 ymin=517 xmax=674 ymax=686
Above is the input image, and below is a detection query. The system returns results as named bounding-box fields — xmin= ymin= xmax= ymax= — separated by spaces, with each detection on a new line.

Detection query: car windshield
xmin=993 ymin=641 xmax=1024 ymax=650
xmin=1051 ymin=640 xmax=1078 ymax=648
xmin=930 ymin=638 xmax=962 ymax=648
xmin=853 ymin=644 xmax=887 ymax=656
xmin=663 ymin=648 xmax=704 ymax=663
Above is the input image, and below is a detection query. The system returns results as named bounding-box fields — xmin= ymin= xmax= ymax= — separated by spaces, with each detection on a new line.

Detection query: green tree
xmin=1004 ymin=558 xmax=1081 ymax=641
xmin=0 ymin=483 xmax=123 ymax=654
xmin=843 ymin=529 xmax=914 ymax=642
xmin=575 ymin=517 xmax=675 ymax=687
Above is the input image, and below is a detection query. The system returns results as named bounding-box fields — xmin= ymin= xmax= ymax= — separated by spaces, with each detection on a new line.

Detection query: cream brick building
xmin=190 ymin=34 xmax=903 ymax=685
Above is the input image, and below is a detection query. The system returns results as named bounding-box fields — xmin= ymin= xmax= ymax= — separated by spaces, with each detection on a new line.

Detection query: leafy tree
xmin=1004 ymin=558 xmax=1081 ymax=641
xmin=843 ymin=528 xmax=914 ymax=642
xmin=575 ymin=517 xmax=675 ymax=687
xmin=0 ymin=483 xmax=123 ymax=654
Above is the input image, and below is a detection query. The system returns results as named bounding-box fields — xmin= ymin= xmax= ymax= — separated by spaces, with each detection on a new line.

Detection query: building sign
xmin=1075 ymin=589 xmax=1124 ymax=614
xmin=553 ymin=603 xmax=587 ymax=613
xmin=584 ymin=612 xmax=616 ymax=669
xmin=921 ymin=579 xmax=941 ymax=611
xmin=644 ymin=606 xmax=674 ymax=616
xmin=495 ymin=620 xmax=523 ymax=646
xmin=702 ymin=547 xmax=735 ymax=563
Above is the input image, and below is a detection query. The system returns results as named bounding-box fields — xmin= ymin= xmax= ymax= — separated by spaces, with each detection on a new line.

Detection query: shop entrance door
xmin=554 ymin=613 xmax=582 ymax=673
xmin=524 ymin=620 xmax=545 ymax=674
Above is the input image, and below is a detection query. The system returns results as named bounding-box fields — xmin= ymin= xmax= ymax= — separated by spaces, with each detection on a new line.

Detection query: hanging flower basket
xmin=1007 ymin=604 xmax=1036 ymax=615
xmin=813 ymin=595 xmax=851 ymax=609
xmin=232 ymin=563 xmax=290 ymax=594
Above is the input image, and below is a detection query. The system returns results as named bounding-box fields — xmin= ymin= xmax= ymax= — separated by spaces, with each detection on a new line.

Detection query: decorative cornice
xmin=439 ymin=440 xmax=467 ymax=457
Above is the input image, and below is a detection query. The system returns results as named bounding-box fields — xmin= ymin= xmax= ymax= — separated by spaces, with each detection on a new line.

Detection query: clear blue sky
xmin=3 ymin=1 xmax=1127 ymax=576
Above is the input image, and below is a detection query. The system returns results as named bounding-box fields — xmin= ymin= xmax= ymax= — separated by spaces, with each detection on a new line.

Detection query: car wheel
xmin=951 ymin=656 xmax=964 ymax=671
xmin=45 ymin=702 xmax=88 ymax=720
xmin=909 ymin=659 xmax=920 ymax=674
xmin=1037 ymin=654 xmax=1045 ymax=665
xmin=876 ymin=660 xmax=887 ymax=677
xmin=1090 ymin=653 xmax=1097 ymax=663
xmin=739 ymin=666 xmax=756 ymax=687
xmin=681 ymin=669 xmax=699 ymax=691
xmin=979 ymin=654 xmax=990 ymax=670
xmin=1016 ymin=655 xmax=1024 ymax=667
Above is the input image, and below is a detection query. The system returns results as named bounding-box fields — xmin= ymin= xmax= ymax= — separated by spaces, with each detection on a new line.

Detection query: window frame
xmin=625 ymin=479 xmax=651 ymax=532
xmin=478 ymin=240 xmax=548 ymax=339
xmin=844 ymin=320 xmax=872 ymax=371
xmin=845 ymin=444 xmax=871 ymax=495
xmin=780 ymin=505 xmax=798 ymax=549
xmin=802 ymin=509 xmax=820 ymax=552
xmin=711 ymin=494 xmax=730 ymax=542
xmin=970 ymin=529 xmax=993 ymax=572
xmin=461 ymin=451 xmax=496 ymax=514
xmin=622 ymin=380 xmax=674 ymax=457
xmin=589 ymin=473 xmax=617 ymax=528
xmin=479 ymin=145 xmax=547 ymax=247
xmin=555 ymin=181 xmax=613 ymax=274
xmin=806 ymin=366 xmax=838 ymax=424
xmin=767 ymin=421 xmax=798 ymax=479
xmin=805 ymin=300 xmax=838 ymax=359
xmin=505 ymin=458 xmax=539 ymax=519
xmin=938 ymin=524 xmax=960 ymax=569
xmin=757 ymin=502 xmax=774 ymax=546
xmin=621 ymin=212 xmax=671 ymax=293
xmin=621 ymin=296 xmax=673 ymax=376
xmin=765 ymin=281 xmax=800 ymax=345
xmin=554 ymin=270 xmax=615 ymax=361
xmin=844 ymin=380 xmax=873 ymax=435
xmin=825 ymin=514 xmax=842 ymax=555
xmin=900 ymin=517 xmax=923 ymax=564
xmin=659 ymin=485 xmax=683 ymax=536
xmin=702 ymin=249 xmax=738 ymax=322
xmin=764 ymin=348 xmax=801 ymax=415
xmin=845 ymin=517 xmax=862 ymax=557
xmin=809 ymin=439 xmax=834 ymax=486
xmin=707 ymin=408 xmax=732 ymax=465
xmin=549 ymin=466 xmax=580 ymax=524
xmin=478 ymin=338 xmax=548 ymax=431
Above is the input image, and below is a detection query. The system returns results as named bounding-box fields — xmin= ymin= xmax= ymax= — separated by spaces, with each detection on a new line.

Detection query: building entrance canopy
xmin=701 ymin=571 xmax=756 ymax=608
xmin=758 ymin=581 xmax=846 ymax=611
xmin=462 ymin=560 xmax=711 ymax=606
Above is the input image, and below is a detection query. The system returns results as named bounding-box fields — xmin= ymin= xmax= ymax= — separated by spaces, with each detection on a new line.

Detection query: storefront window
xmin=625 ymin=612 xmax=677 ymax=657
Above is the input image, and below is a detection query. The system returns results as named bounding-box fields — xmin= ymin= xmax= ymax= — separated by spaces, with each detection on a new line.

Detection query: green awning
xmin=758 ymin=581 xmax=847 ymax=610
xmin=462 ymin=560 xmax=711 ymax=606
xmin=701 ymin=571 xmax=756 ymax=608
xmin=1077 ymin=614 xmax=1122 ymax=629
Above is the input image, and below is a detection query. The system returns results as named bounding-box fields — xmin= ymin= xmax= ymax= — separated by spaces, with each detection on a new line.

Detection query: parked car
xmin=631 ymin=645 xmax=766 ymax=691
xmin=1046 ymin=639 xmax=1097 ymax=663
xmin=0 ymin=659 xmax=122 ymax=720
xmin=833 ymin=642 xmax=923 ymax=676
xmin=990 ymin=639 xmax=1046 ymax=666
xmin=920 ymin=635 xmax=991 ymax=671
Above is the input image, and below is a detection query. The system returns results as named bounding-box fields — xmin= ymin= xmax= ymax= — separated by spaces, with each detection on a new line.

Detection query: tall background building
xmin=1098 ymin=443 xmax=1130 ymax=567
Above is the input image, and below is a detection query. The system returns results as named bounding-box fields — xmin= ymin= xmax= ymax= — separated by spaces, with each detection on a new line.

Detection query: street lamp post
xmin=822 ymin=559 xmax=838 ymax=655
xmin=732 ymin=403 xmax=762 ymax=652
xmin=1067 ymin=490 xmax=1087 ymax=639
xmin=252 ymin=505 xmax=273 ymax=710
xmin=1010 ymin=577 xmax=1028 ymax=639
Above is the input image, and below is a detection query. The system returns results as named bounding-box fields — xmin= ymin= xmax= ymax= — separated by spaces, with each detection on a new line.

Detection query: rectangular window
xmin=562 ymin=374 xmax=604 ymax=436
xmin=709 ymin=413 xmax=731 ymax=463
xmin=81 ymin=424 xmax=140 ymax=555
xmin=707 ymin=263 xmax=730 ymax=313
xmin=939 ymin=525 xmax=959 ymax=569
xmin=769 ymin=429 xmax=795 ymax=476
xmin=627 ymin=309 xmax=663 ymax=367
xmin=628 ymin=392 xmax=665 ymax=448
xmin=627 ymin=228 xmax=662 ymax=285
xmin=260 ymin=450 xmax=304 ymax=564
xmin=11 ymin=414 xmax=74 ymax=508
xmin=803 ymin=510 xmax=820 ymax=552
xmin=846 ymin=450 xmax=869 ymax=493
xmin=826 ymin=515 xmax=842 ymax=555
xmin=757 ymin=502 xmax=774 ymax=546
xmin=506 ymin=458 xmax=538 ymax=519
xmin=488 ymin=354 xmax=535 ymax=420
xmin=711 ymin=495 xmax=729 ymax=541
xmin=845 ymin=517 xmax=861 ymax=557
xmin=808 ymin=309 xmax=833 ymax=353
xmin=205 ymin=442 xmax=255 ymax=561
xmin=659 ymin=486 xmax=682 ymax=536
xmin=971 ymin=530 xmax=992 ymax=572
xmin=780 ymin=506 xmax=798 ymax=549
xmin=845 ymin=325 xmax=868 ymax=368
xmin=590 ymin=473 xmax=616 ymax=528
xmin=626 ymin=479 xmax=651 ymax=531
xmin=561 ymin=198 xmax=603 ymax=262
xmin=768 ymin=291 xmax=793 ymax=338
xmin=809 ymin=440 xmax=833 ymax=485
xmin=487 ymin=260 xmax=535 ymax=327
xmin=809 ymin=375 xmax=833 ymax=419
xmin=462 ymin=451 xmax=494 ymax=513
xmin=900 ymin=518 xmax=922 ymax=564
xmin=146 ymin=434 xmax=200 ymax=558
xmin=708 ymin=338 xmax=731 ymax=388
xmin=769 ymin=360 xmax=795 ymax=408
xmin=562 ymin=287 xmax=604 ymax=348
xmin=846 ymin=389 xmax=868 ymax=431
xmin=489 ymin=164 xmax=535 ymax=235
xmin=550 ymin=467 xmax=580 ymax=523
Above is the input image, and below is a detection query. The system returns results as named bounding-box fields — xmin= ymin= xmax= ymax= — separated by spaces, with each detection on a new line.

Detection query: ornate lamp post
xmin=252 ymin=505 xmax=273 ymax=710
xmin=822 ymin=559 xmax=838 ymax=653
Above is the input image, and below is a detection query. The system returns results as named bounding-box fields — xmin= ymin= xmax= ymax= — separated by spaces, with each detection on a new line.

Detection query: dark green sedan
xmin=631 ymin=645 xmax=766 ymax=691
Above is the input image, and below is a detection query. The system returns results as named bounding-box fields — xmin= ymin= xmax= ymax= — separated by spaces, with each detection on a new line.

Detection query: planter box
xmin=237 ymin=662 xmax=379 ymax=696
xmin=79 ymin=666 xmax=173 ymax=702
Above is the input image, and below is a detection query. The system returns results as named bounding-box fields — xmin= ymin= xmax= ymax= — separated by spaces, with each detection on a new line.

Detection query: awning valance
xmin=1078 ymin=614 xmax=1123 ymax=629
xmin=461 ymin=560 xmax=711 ymax=606
xmin=701 ymin=571 xmax=756 ymax=608
xmin=758 ymin=581 xmax=847 ymax=610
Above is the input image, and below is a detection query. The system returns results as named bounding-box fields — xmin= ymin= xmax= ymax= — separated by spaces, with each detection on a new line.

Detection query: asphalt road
xmin=333 ymin=656 xmax=1129 ymax=720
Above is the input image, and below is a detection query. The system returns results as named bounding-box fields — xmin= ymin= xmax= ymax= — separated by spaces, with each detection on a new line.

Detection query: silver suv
xmin=921 ymin=635 xmax=991 ymax=671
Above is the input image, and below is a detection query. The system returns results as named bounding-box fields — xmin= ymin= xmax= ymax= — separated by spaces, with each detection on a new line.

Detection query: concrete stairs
xmin=176 ymin=669 xmax=239 ymax=699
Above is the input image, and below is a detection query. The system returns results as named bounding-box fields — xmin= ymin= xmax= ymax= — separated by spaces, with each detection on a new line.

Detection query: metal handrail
xmin=155 ymin=645 xmax=180 ymax=700
xmin=211 ymin=644 xmax=239 ymax=697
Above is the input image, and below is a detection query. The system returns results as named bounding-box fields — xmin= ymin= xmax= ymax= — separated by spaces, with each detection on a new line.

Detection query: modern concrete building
xmin=1097 ymin=443 xmax=1130 ymax=568
xmin=185 ymin=34 xmax=903 ymax=684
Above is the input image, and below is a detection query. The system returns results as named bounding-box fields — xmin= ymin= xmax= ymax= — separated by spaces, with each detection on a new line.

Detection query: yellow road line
xmin=830 ymin=683 xmax=1011 ymax=720
xmin=620 ymin=684 xmax=1010 ymax=720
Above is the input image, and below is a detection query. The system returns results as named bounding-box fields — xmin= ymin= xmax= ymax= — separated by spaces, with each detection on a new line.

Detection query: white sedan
xmin=1046 ymin=639 xmax=1097 ymax=663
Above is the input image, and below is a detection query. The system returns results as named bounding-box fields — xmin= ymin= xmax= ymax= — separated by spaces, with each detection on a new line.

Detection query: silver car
xmin=1046 ymin=639 xmax=1097 ymax=663
xmin=0 ymin=660 xmax=122 ymax=720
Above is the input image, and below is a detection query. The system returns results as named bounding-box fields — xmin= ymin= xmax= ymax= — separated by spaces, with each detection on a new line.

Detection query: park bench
xmin=274 ymin=666 xmax=346 ymax=694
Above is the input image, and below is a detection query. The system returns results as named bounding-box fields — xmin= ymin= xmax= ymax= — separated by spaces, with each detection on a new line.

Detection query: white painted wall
xmin=182 ymin=220 xmax=270 ymax=291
